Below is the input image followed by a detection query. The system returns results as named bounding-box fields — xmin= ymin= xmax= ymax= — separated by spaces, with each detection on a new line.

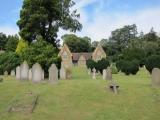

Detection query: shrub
xmin=116 ymin=59 xmax=139 ymax=75
xmin=20 ymin=37 xmax=61 ymax=77
xmin=0 ymin=52 xmax=22 ymax=75
xmin=16 ymin=39 xmax=28 ymax=56
xmin=96 ymin=58 xmax=110 ymax=74
xmin=111 ymin=64 xmax=118 ymax=74
xmin=86 ymin=59 xmax=96 ymax=70
xmin=145 ymin=55 xmax=160 ymax=73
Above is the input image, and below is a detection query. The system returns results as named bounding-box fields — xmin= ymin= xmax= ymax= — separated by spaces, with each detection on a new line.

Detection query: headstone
xmin=109 ymin=80 xmax=119 ymax=94
xmin=49 ymin=64 xmax=58 ymax=84
xmin=16 ymin=66 xmax=20 ymax=80
xmin=106 ymin=67 xmax=112 ymax=80
xmin=4 ymin=71 xmax=8 ymax=76
xmin=11 ymin=70 xmax=15 ymax=76
xmin=29 ymin=69 xmax=32 ymax=80
xmin=88 ymin=69 xmax=91 ymax=75
xmin=103 ymin=69 xmax=107 ymax=80
xmin=60 ymin=67 xmax=66 ymax=80
xmin=42 ymin=70 xmax=44 ymax=80
xmin=32 ymin=63 xmax=43 ymax=83
xmin=20 ymin=61 xmax=29 ymax=80
xmin=151 ymin=68 xmax=160 ymax=87
xmin=92 ymin=68 xmax=96 ymax=79
xmin=66 ymin=68 xmax=72 ymax=79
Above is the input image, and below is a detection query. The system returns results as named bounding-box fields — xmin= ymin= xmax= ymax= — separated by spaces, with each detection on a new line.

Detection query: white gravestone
xmin=49 ymin=64 xmax=58 ymax=84
xmin=16 ymin=66 xmax=20 ymax=80
xmin=32 ymin=63 xmax=43 ymax=83
xmin=20 ymin=61 xmax=29 ymax=80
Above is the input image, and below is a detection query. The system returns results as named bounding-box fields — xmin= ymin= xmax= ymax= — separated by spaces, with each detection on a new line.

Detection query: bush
xmin=116 ymin=59 xmax=139 ymax=75
xmin=111 ymin=64 xmax=118 ymax=74
xmin=86 ymin=59 xmax=96 ymax=70
xmin=145 ymin=55 xmax=160 ymax=73
xmin=96 ymin=58 xmax=110 ymax=74
xmin=0 ymin=52 xmax=22 ymax=75
xmin=86 ymin=59 xmax=110 ymax=73
xmin=20 ymin=37 xmax=61 ymax=77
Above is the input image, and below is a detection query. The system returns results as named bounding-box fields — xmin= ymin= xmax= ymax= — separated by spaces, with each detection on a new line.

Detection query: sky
xmin=0 ymin=0 xmax=160 ymax=41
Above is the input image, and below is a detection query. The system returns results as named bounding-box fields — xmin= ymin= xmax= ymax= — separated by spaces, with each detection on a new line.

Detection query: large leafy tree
xmin=62 ymin=34 xmax=92 ymax=52
xmin=17 ymin=0 xmax=82 ymax=48
xmin=109 ymin=24 xmax=138 ymax=53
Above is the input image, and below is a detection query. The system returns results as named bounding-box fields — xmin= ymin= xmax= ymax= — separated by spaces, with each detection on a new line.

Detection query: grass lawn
xmin=0 ymin=67 xmax=160 ymax=120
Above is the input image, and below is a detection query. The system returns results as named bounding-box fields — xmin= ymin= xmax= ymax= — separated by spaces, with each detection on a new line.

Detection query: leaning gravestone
xmin=32 ymin=63 xmax=43 ymax=83
xmin=16 ymin=66 xmax=20 ymax=80
xmin=20 ymin=61 xmax=29 ymax=80
xmin=106 ymin=67 xmax=112 ymax=80
xmin=11 ymin=70 xmax=15 ymax=76
xmin=92 ymin=68 xmax=96 ymax=80
xmin=49 ymin=64 xmax=58 ymax=84
xmin=29 ymin=69 xmax=32 ymax=80
xmin=151 ymin=68 xmax=160 ymax=87
xmin=60 ymin=67 xmax=66 ymax=80
xmin=103 ymin=69 xmax=107 ymax=80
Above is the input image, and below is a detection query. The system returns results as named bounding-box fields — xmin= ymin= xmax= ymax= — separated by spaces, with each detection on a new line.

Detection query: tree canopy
xmin=17 ymin=0 xmax=82 ymax=48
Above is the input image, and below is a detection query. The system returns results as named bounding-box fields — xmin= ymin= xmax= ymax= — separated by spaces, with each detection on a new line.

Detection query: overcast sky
xmin=0 ymin=0 xmax=160 ymax=41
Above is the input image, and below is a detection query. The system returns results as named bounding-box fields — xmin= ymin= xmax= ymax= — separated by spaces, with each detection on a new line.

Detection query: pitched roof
xmin=92 ymin=44 xmax=106 ymax=57
xmin=58 ymin=44 xmax=72 ymax=56
xmin=72 ymin=53 xmax=92 ymax=61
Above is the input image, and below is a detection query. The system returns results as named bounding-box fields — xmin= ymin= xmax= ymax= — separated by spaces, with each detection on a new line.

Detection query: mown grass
xmin=0 ymin=67 xmax=160 ymax=120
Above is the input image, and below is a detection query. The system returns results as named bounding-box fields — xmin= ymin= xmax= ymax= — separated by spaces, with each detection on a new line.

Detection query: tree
xmin=5 ymin=35 xmax=19 ymax=52
xmin=62 ymin=34 xmax=92 ymax=52
xmin=21 ymin=36 xmax=61 ymax=76
xmin=17 ymin=0 xmax=82 ymax=48
xmin=16 ymin=39 xmax=29 ymax=56
xmin=109 ymin=24 xmax=138 ymax=54
xmin=0 ymin=32 xmax=7 ymax=50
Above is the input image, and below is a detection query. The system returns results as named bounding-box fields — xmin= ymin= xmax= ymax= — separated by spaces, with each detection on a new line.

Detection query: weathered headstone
xmin=20 ymin=61 xmax=29 ymax=80
xmin=16 ymin=66 xmax=20 ymax=80
xmin=66 ymin=69 xmax=72 ymax=79
xmin=106 ymin=67 xmax=112 ymax=80
xmin=49 ymin=64 xmax=58 ymax=84
xmin=42 ymin=70 xmax=44 ymax=80
xmin=11 ymin=70 xmax=15 ymax=76
xmin=92 ymin=68 xmax=96 ymax=79
xmin=29 ymin=69 xmax=32 ymax=80
xmin=109 ymin=80 xmax=119 ymax=94
xmin=88 ymin=69 xmax=91 ymax=75
xmin=4 ymin=71 xmax=8 ymax=76
xmin=32 ymin=63 xmax=43 ymax=83
xmin=103 ymin=69 xmax=107 ymax=80
xmin=151 ymin=68 xmax=160 ymax=87
xmin=60 ymin=67 xmax=66 ymax=80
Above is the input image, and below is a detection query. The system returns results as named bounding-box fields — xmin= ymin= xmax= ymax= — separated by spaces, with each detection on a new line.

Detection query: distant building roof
xmin=72 ymin=53 xmax=92 ymax=61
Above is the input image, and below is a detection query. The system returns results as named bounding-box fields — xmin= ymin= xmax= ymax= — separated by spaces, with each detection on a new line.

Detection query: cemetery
xmin=0 ymin=0 xmax=160 ymax=120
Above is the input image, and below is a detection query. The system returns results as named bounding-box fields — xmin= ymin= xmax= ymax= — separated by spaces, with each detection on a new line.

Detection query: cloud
xmin=0 ymin=26 xmax=19 ymax=35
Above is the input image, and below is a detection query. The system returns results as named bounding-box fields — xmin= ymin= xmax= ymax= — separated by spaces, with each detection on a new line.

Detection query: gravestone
xmin=42 ymin=70 xmax=44 ymax=80
xmin=11 ymin=70 xmax=15 ymax=76
xmin=92 ymin=68 xmax=96 ymax=79
xmin=16 ymin=66 xmax=20 ymax=80
xmin=109 ymin=80 xmax=119 ymax=94
xmin=4 ymin=71 xmax=8 ymax=76
xmin=20 ymin=61 xmax=29 ymax=80
xmin=106 ymin=67 xmax=112 ymax=80
xmin=32 ymin=63 xmax=43 ymax=83
xmin=49 ymin=64 xmax=58 ymax=84
xmin=60 ymin=67 xmax=66 ymax=80
xmin=29 ymin=69 xmax=32 ymax=80
xmin=88 ymin=69 xmax=91 ymax=75
xmin=151 ymin=68 xmax=160 ymax=87
xmin=103 ymin=69 xmax=107 ymax=80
